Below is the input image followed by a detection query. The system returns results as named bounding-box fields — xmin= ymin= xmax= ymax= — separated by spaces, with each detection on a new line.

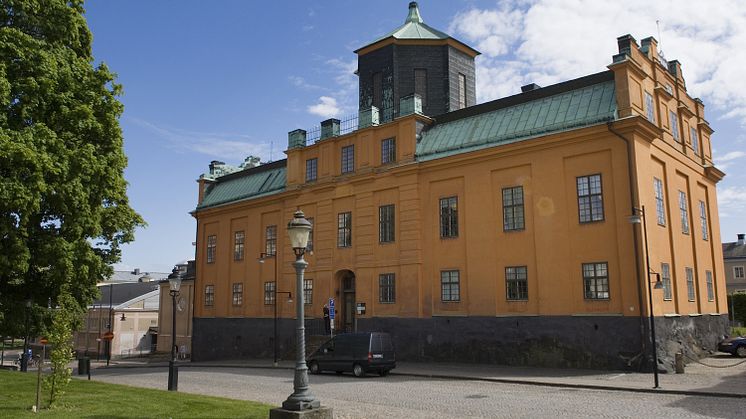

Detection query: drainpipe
xmin=607 ymin=121 xmax=647 ymax=367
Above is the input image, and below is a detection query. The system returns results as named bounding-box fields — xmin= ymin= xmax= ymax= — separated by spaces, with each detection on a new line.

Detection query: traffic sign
xmin=328 ymin=298 xmax=335 ymax=319
xmin=39 ymin=337 xmax=48 ymax=345
xmin=102 ymin=331 xmax=114 ymax=340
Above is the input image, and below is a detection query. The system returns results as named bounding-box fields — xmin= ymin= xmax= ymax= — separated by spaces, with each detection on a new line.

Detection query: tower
xmin=355 ymin=2 xmax=480 ymax=122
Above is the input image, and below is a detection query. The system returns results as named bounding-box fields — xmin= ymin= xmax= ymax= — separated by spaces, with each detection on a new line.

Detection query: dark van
xmin=307 ymin=332 xmax=395 ymax=377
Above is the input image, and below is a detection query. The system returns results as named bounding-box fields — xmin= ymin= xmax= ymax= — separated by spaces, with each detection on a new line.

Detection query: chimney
xmin=209 ymin=160 xmax=225 ymax=176
xmin=640 ymin=37 xmax=658 ymax=61
xmin=400 ymin=93 xmax=422 ymax=116
xmin=359 ymin=106 xmax=380 ymax=129
xmin=320 ymin=119 xmax=340 ymax=140
xmin=521 ymin=83 xmax=541 ymax=93
xmin=738 ymin=234 xmax=745 ymax=246
xmin=288 ymin=129 xmax=307 ymax=149
xmin=616 ymin=34 xmax=637 ymax=57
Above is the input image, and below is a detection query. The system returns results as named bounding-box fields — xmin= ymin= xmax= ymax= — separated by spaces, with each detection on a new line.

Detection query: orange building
xmin=191 ymin=3 xmax=727 ymax=370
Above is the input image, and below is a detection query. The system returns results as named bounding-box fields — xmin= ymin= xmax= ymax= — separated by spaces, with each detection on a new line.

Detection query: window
xmin=582 ymin=262 xmax=609 ymax=300
xmin=232 ymin=283 xmax=243 ymax=306
xmin=699 ymin=201 xmax=708 ymax=240
xmin=305 ymin=158 xmax=318 ymax=182
xmin=265 ymin=225 xmax=277 ymax=256
xmin=670 ymin=111 xmax=680 ymax=142
xmin=502 ymin=186 xmax=525 ymax=231
xmin=304 ymin=279 xmax=313 ymax=305
xmin=458 ymin=73 xmax=467 ymax=109
xmin=341 ymin=145 xmax=354 ymax=174
xmin=735 ymin=266 xmax=745 ymax=279
xmin=686 ymin=267 xmax=696 ymax=301
xmin=678 ymin=191 xmax=689 ymax=234
xmin=654 ymin=177 xmax=666 ymax=226
xmin=379 ymin=273 xmax=395 ymax=303
xmin=439 ymin=196 xmax=458 ymax=238
xmin=690 ymin=127 xmax=700 ymax=156
xmin=306 ymin=218 xmax=314 ymax=252
xmin=415 ymin=68 xmax=427 ymax=106
xmin=264 ymin=281 xmax=276 ymax=305
xmin=381 ymin=137 xmax=396 ymax=165
xmin=337 ymin=212 xmax=352 ymax=247
xmin=577 ymin=174 xmax=604 ymax=223
xmin=505 ymin=266 xmax=528 ymax=301
xmin=706 ymin=271 xmax=714 ymax=302
xmin=644 ymin=91 xmax=655 ymax=122
xmin=204 ymin=285 xmax=214 ymax=306
xmin=661 ymin=263 xmax=672 ymax=300
xmin=206 ymin=235 xmax=216 ymax=264
xmin=379 ymin=204 xmax=395 ymax=243
xmin=234 ymin=231 xmax=244 ymax=261
xmin=441 ymin=270 xmax=460 ymax=302
xmin=372 ymin=72 xmax=382 ymax=110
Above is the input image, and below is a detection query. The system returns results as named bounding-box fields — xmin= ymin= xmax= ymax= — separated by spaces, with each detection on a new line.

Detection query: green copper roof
xmin=416 ymin=78 xmax=617 ymax=161
xmin=197 ymin=161 xmax=286 ymax=210
xmin=356 ymin=2 xmax=455 ymax=52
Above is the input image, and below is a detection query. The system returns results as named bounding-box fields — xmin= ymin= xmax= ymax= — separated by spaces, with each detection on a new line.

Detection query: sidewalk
xmin=95 ymin=355 xmax=746 ymax=399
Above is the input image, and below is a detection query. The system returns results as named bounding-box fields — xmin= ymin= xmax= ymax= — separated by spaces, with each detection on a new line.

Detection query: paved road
xmin=87 ymin=367 xmax=743 ymax=418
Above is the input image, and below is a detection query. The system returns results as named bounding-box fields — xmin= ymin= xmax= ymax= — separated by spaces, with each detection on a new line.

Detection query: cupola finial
xmin=406 ymin=2 xmax=423 ymax=23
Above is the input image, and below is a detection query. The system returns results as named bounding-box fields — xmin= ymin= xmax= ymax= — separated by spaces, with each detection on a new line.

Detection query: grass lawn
xmin=0 ymin=369 xmax=272 ymax=418
xmin=732 ymin=326 xmax=746 ymax=337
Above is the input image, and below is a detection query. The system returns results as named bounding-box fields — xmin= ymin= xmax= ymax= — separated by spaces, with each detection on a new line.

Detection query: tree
xmin=44 ymin=287 xmax=82 ymax=406
xmin=0 ymin=0 xmax=143 ymax=336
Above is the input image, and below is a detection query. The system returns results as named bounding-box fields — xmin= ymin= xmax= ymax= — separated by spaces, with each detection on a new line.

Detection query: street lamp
xmin=280 ymin=209 xmax=321 ymax=412
xmin=168 ymin=268 xmax=182 ymax=391
xmin=629 ymin=205 xmax=662 ymax=389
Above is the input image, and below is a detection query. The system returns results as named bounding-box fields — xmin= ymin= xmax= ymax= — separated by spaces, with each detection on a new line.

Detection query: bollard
xmin=675 ymin=352 xmax=685 ymax=374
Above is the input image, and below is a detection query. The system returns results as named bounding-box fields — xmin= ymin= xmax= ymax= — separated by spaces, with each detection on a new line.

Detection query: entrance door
xmin=337 ymin=270 xmax=356 ymax=333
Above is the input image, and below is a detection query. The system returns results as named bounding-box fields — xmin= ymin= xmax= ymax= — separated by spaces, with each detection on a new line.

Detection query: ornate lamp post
xmin=629 ymin=205 xmax=662 ymax=389
xmin=280 ymin=209 xmax=321 ymax=411
xmin=168 ymin=269 xmax=182 ymax=391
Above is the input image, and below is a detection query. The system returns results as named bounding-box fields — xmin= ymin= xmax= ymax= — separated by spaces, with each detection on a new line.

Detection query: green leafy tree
xmin=44 ymin=287 xmax=82 ymax=406
xmin=0 ymin=0 xmax=143 ymax=337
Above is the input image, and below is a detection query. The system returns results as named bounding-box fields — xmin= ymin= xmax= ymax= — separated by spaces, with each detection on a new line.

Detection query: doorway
xmin=335 ymin=270 xmax=356 ymax=333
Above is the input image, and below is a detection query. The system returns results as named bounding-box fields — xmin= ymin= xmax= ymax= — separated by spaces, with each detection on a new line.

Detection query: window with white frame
xmin=654 ymin=178 xmax=666 ymax=225
xmin=670 ymin=111 xmax=680 ymax=142
xmin=706 ymin=271 xmax=714 ymax=302
xmin=699 ymin=201 xmax=708 ymax=240
xmin=690 ymin=127 xmax=700 ymax=156
xmin=204 ymin=285 xmax=214 ymax=306
xmin=439 ymin=196 xmax=458 ymax=238
xmin=502 ymin=186 xmax=525 ymax=231
xmin=337 ymin=212 xmax=352 ymax=247
xmin=303 ymin=279 xmax=313 ymax=305
xmin=306 ymin=217 xmax=314 ymax=252
xmin=577 ymin=174 xmax=604 ymax=223
xmin=441 ymin=270 xmax=460 ymax=302
xmin=265 ymin=225 xmax=277 ymax=256
xmin=305 ymin=158 xmax=318 ymax=182
xmin=679 ymin=191 xmax=689 ymax=234
xmin=582 ymin=262 xmax=609 ymax=300
xmin=381 ymin=137 xmax=396 ymax=165
xmin=644 ymin=91 xmax=655 ymax=122
xmin=458 ymin=73 xmax=467 ymax=109
xmin=505 ymin=266 xmax=528 ymax=301
xmin=735 ymin=266 xmax=745 ymax=279
xmin=686 ymin=267 xmax=696 ymax=302
xmin=341 ymin=145 xmax=354 ymax=174
xmin=232 ymin=283 xmax=243 ymax=306
xmin=379 ymin=273 xmax=395 ymax=303
xmin=264 ymin=281 xmax=276 ymax=305
xmin=207 ymin=234 xmax=216 ymax=263
xmin=234 ymin=231 xmax=244 ymax=261
xmin=661 ymin=263 xmax=672 ymax=300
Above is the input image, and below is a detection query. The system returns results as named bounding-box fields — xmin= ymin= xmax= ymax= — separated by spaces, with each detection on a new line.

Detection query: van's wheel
xmin=353 ymin=363 xmax=365 ymax=377
xmin=737 ymin=346 xmax=746 ymax=358
xmin=379 ymin=369 xmax=389 ymax=377
xmin=309 ymin=361 xmax=320 ymax=374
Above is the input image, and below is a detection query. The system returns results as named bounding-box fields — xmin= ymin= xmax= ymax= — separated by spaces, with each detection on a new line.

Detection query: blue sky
xmin=83 ymin=1 xmax=746 ymax=273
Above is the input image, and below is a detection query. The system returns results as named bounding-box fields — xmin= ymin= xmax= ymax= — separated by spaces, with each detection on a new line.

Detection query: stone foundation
xmin=192 ymin=314 xmax=729 ymax=371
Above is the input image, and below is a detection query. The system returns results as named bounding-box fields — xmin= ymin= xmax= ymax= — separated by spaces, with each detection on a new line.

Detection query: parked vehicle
xmin=307 ymin=332 xmax=395 ymax=377
xmin=718 ymin=335 xmax=746 ymax=357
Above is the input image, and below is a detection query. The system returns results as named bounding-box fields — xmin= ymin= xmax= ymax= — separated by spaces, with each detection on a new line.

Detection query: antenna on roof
xmin=269 ymin=139 xmax=274 ymax=163
xmin=656 ymin=20 xmax=666 ymax=61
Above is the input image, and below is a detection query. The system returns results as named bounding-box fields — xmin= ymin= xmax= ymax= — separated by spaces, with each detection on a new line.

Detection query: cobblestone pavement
xmin=86 ymin=366 xmax=745 ymax=418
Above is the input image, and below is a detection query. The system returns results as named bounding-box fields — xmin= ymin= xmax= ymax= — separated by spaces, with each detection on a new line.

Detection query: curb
xmin=93 ymin=362 xmax=746 ymax=400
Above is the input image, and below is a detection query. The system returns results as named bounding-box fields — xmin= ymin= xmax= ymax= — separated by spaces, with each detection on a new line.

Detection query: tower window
xmin=415 ymin=69 xmax=427 ymax=107
xmin=458 ymin=73 xmax=467 ymax=109
xmin=372 ymin=72 xmax=382 ymax=110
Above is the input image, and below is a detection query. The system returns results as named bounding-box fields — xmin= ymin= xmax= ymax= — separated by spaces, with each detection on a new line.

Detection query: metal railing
xmin=305 ymin=104 xmax=402 ymax=146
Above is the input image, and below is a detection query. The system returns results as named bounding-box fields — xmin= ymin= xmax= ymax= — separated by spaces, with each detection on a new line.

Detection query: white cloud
xmin=715 ymin=150 xmax=746 ymax=163
xmin=718 ymin=185 xmax=746 ymax=217
xmin=307 ymin=96 xmax=341 ymax=118
xmin=127 ymin=117 xmax=270 ymax=161
xmin=449 ymin=0 xmax=746 ymax=126
xmin=289 ymin=76 xmax=322 ymax=90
